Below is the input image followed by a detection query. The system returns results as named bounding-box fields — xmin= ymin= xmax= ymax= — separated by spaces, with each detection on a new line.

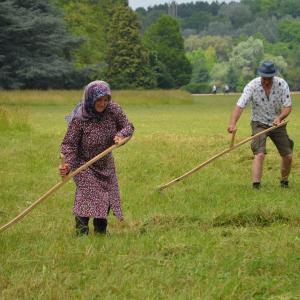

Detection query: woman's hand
xmin=113 ymin=135 xmax=123 ymax=145
xmin=59 ymin=163 xmax=70 ymax=177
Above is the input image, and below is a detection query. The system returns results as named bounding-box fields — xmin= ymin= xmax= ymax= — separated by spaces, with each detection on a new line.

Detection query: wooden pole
xmin=158 ymin=122 xmax=287 ymax=191
xmin=0 ymin=137 xmax=131 ymax=233
xmin=230 ymin=129 xmax=237 ymax=148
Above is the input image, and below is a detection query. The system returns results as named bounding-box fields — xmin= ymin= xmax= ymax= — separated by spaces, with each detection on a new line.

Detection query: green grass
xmin=0 ymin=91 xmax=300 ymax=299
xmin=0 ymin=89 xmax=193 ymax=106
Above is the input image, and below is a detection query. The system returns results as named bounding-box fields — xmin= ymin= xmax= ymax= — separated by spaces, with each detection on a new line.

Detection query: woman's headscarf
xmin=65 ymin=80 xmax=112 ymax=123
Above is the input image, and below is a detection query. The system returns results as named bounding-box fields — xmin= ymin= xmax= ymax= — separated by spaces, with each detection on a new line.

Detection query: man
xmin=212 ymin=84 xmax=217 ymax=94
xmin=227 ymin=61 xmax=293 ymax=189
xmin=224 ymin=84 xmax=230 ymax=94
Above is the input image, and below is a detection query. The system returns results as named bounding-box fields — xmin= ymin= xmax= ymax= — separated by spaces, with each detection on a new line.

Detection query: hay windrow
xmin=212 ymin=209 xmax=299 ymax=227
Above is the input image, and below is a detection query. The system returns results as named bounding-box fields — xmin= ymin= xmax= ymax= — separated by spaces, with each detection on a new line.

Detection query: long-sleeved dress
xmin=61 ymin=101 xmax=134 ymax=220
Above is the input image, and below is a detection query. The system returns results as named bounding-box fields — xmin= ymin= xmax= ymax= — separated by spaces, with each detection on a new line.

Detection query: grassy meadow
xmin=0 ymin=90 xmax=300 ymax=299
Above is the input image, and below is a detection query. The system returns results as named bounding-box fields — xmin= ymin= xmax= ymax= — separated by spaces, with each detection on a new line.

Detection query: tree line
xmin=137 ymin=0 xmax=300 ymax=92
xmin=1 ymin=0 xmax=299 ymax=91
xmin=0 ymin=0 xmax=190 ymax=90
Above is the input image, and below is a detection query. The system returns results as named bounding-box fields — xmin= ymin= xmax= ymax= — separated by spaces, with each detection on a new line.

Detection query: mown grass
xmin=0 ymin=90 xmax=300 ymax=299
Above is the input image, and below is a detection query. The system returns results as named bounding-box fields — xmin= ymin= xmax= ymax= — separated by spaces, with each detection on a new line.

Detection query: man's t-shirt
xmin=237 ymin=76 xmax=292 ymax=126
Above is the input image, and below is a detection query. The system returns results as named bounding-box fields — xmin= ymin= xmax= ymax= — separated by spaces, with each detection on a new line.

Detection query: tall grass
xmin=0 ymin=89 xmax=193 ymax=106
xmin=0 ymin=91 xmax=300 ymax=299
xmin=0 ymin=107 xmax=30 ymax=131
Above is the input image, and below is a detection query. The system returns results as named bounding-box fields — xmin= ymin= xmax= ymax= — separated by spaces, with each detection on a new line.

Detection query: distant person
xmin=59 ymin=80 xmax=134 ymax=235
xmin=227 ymin=61 xmax=293 ymax=189
xmin=212 ymin=85 xmax=217 ymax=94
xmin=224 ymin=84 xmax=230 ymax=94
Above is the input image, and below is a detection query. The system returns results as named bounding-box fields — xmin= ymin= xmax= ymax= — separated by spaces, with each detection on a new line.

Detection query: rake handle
xmin=230 ymin=129 xmax=237 ymax=148
xmin=0 ymin=137 xmax=131 ymax=233
xmin=158 ymin=121 xmax=287 ymax=191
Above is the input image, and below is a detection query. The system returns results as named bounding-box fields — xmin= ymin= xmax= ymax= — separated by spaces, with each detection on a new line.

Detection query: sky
xmin=129 ymin=0 xmax=237 ymax=10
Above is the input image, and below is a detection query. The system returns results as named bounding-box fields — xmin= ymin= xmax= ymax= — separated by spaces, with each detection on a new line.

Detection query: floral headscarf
xmin=66 ymin=80 xmax=112 ymax=123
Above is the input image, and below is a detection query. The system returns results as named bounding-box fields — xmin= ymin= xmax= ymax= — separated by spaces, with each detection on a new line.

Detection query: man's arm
xmin=273 ymin=106 xmax=292 ymax=126
xmin=228 ymin=81 xmax=252 ymax=133
xmin=228 ymin=105 xmax=244 ymax=133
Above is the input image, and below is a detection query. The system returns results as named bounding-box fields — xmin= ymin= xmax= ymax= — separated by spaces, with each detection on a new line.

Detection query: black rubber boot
xmin=75 ymin=216 xmax=89 ymax=236
xmin=93 ymin=218 xmax=107 ymax=235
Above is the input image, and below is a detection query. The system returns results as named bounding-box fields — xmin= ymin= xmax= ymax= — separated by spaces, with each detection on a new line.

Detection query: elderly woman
xmin=59 ymin=80 xmax=134 ymax=235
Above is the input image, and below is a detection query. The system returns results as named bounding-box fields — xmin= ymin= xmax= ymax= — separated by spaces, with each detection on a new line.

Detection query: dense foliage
xmin=137 ymin=0 xmax=300 ymax=92
xmin=53 ymin=0 xmax=127 ymax=73
xmin=1 ymin=0 xmax=300 ymax=91
xmin=143 ymin=15 xmax=192 ymax=88
xmin=106 ymin=5 xmax=156 ymax=89
xmin=0 ymin=0 xmax=81 ymax=89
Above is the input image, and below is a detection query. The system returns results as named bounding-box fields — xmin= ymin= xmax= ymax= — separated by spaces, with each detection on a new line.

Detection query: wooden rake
xmin=157 ymin=122 xmax=287 ymax=191
xmin=0 ymin=137 xmax=131 ymax=233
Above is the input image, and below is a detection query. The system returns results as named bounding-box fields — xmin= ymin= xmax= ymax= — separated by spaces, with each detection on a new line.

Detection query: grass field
xmin=0 ymin=90 xmax=300 ymax=299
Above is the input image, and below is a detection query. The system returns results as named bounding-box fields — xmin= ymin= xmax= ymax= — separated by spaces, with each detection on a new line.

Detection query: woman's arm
xmin=113 ymin=103 xmax=134 ymax=139
xmin=60 ymin=119 xmax=83 ymax=172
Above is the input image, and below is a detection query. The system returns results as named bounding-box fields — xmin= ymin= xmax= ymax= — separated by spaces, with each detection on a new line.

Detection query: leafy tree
xmin=260 ymin=0 xmax=280 ymax=16
xmin=264 ymin=41 xmax=290 ymax=58
xmin=136 ymin=1 xmax=222 ymax=35
xmin=210 ymin=37 xmax=265 ymax=91
xmin=53 ymin=0 xmax=127 ymax=76
xmin=184 ymin=35 xmax=202 ymax=52
xmin=106 ymin=5 xmax=156 ymax=89
xmin=179 ymin=1 xmax=213 ymax=18
xmin=185 ymin=35 xmax=233 ymax=61
xmin=276 ymin=18 xmax=300 ymax=90
xmin=204 ymin=46 xmax=217 ymax=71
xmin=241 ymin=0 xmax=263 ymax=14
xmin=181 ymin=11 xmax=213 ymax=32
xmin=186 ymin=48 xmax=205 ymax=66
xmin=0 ymin=0 xmax=80 ymax=89
xmin=278 ymin=18 xmax=300 ymax=44
xmin=235 ymin=17 xmax=279 ymax=42
xmin=242 ymin=0 xmax=300 ymax=18
xmin=278 ymin=0 xmax=300 ymax=18
xmin=201 ymin=20 xmax=233 ymax=36
xmin=229 ymin=37 xmax=264 ymax=83
xmin=53 ymin=0 xmax=105 ymax=69
xmin=136 ymin=4 xmax=168 ymax=33
xmin=182 ymin=29 xmax=197 ymax=37
xmin=226 ymin=65 xmax=240 ymax=92
xmin=218 ymin=2 xmax=252 ymax=28
xmin=186 ymin=48 xmax=210 ymax=83
xmin=137 ymin=7 xmax=167 ymax=33
xmin=143 ymin=15 xmax=192 ymax=88
xmin=210 ymin=62 xmax=230 ymax=87
xmin=281 ymin=44 xmax=300 ymax=90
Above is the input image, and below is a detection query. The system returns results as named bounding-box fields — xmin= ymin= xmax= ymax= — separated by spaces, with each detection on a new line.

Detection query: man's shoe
xmin=280 ymin=180 xmax=289 ymax=188
xmin=253 ymin=182 xmax=261 ymax=189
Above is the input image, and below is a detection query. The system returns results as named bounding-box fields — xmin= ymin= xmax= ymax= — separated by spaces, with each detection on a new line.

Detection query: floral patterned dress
xmin=61 ymin=101 xmax=134 ymax=220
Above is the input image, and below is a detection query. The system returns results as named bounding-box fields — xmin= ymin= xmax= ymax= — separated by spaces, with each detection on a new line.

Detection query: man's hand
xmin=272 ymin=117 xmax=282 ymax=126
xmin=228 ymin=106 xmax=243 ymax=133
xmin=227 ymin=124 xmax=237 ymax=133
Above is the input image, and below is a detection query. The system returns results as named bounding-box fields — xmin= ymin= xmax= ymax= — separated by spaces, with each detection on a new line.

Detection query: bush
xmin=182 ymin=82 xmax=211 ymax=94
